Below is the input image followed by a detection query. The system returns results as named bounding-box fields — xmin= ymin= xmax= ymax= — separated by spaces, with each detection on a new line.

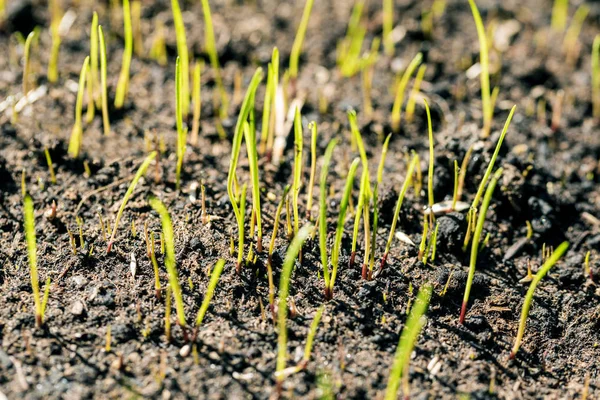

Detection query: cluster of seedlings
xmin=4 ymin=0 xmax=599 ymax=397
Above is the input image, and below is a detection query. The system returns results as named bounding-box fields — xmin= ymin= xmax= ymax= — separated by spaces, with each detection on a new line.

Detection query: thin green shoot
xmin=131 ymin=1 xmax=143 ymax=57
xmin=200 ymin=0 xmax=228 ymax=118
xmin=68 ymin=56 xmax=90 ymax=158
xmin=361 ymin=37 xmax=380 ymax=119
xmin=406 ymin=64 xmax=427 ymax=122
xmin=360 ymin=173 xmax=372 ymax=279
xmin=171 ymin=0 xmax=189 ymax=117
xmin=452 ymin=160 xmax=459 ymax=210
xmin=510 ymin=242 xmax=569 ymax=359
xmin=150 ymin=19 xmax=168 ymax=66
xmin=289 ymin=0 xmax=315 ymax=80
xmin=175 ymin=57 xmax=187 ymax=191
xmin=381 ymin=154 xmax=419 ymax=270
xmin=98 ymin=25 xmax=111 ymax=136
xmin=384 ymin=283 xmax=432 ymax=400
xmin=47 ymin=7 xmax=62 ymax=84
xmin=292 ymin=106 xmax=303 ymax=238
xmin=236 ymin=183 xmax=248 ymax=272
xmin=190 ymin=60 xmax=203 ymax=146
xmin=327 ymin=158 xmax=360 ymax=299
xmin=348 ymin=110 xmax=371 ymax=196
xmin=268 ymin=185 xmax=291 ymax=309
xmin=369 ymin=135 xmax=392 ymax=275
xmin=44 ymin=148 xmax=57 ymax=184
xmin=424 ymin=99 xmax=434 ymax=210
xmin=584 ymin=250 xmax=592 ymax=281
xmin=563 ymin=5 xmax=589 ymax=64
xmin=107 ymin=152 xmax=157 ymax=253
xmin=195 ymin=259 xmax=225 ymax=327
xmin=24 ymin=195 xmax=48 ymax=328
xmin=114 ymin=0 xmax=133 ymax=109
xmin=459 ymin=168 xmax=503 ymax=324
xmin=306 ymin=121 xmax=318 ymax=220
xmin=351 ymin=169 xmax=367 ymax=270
xmin=551 ymin=0 xmax=569 ymax=33
xmin=165 ymin=286 xmax=172 ymax=341
xmin=457 ymin=144 xmax=474 ymax=201
xmin=149 ymin=230 xmax=162 ymax=299
xmin=391 ymin=52 xmax=423 ymax=132
xmin=592 ymin=35 xmax=600 ymax=119
xmin=22 ymin=30 xmax=38 ymax=97
xmin=383 ymin=0 xmax=393 ymax=56
xmin=87 ymin=12 xmax=99 ymax=121
xmin=418 ymin=214 xmax=429 ymax=261
xmin=149 ymin=196 xmax=186 ymax=328
xmin=319 ymin=140 xmax=337 ymax=298
xmin=266 ymin=49 xmax=279 ymax=155
xmin=244 ymin=118 xmax=263 ymax=252
xmin=338 ymin=0 xmax=367 ymax=77
xmin=430 ymin=221 xmax=439 ymax=262
xmin=463 ymin=106 xmax=515 ymax=250
xmin=259 ymin=49 xmax=277 ymax=155
xmin=276 ymin=224 xmax=312 ymax=384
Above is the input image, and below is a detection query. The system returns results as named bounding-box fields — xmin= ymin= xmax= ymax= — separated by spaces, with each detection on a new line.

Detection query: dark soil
xmin=1 ymin=0 xmax=600 ymax=399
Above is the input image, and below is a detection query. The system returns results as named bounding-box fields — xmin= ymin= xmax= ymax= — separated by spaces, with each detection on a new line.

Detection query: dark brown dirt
xmin=1 ymin=0 xmax=599 ymax=399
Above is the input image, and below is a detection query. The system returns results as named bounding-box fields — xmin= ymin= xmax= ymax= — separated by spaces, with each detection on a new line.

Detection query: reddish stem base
xmin=459 ymin=301 xmax=467 ymax=324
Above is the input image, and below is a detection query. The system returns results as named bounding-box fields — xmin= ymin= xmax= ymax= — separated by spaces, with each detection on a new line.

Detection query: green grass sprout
xmin=114 ymin=0 xmax=133 ymax=109
xmin=306 ymin=121 xmax=318 ymax=220
xmin=107 ymin=152 xmax=157 ymax=253
xmin=337 ymin=0 xmax=366 ymax=77
xmin=319 ymin=140 xmax=337 ymax=298
xmin=391 ymin=52 xmax=423 ymax=132
xmin=86 ymin=12 xmax=99 ymax=122
xmin=292 ymin=106 xmax=303 ymax=239
xmin=149 ymin=196 xmax=186 ymax=328
xmin=406 ymin=64 xmax=427 ymax=122
xmin=244 ymin=113 xmax=263 ymax=252
xmin=383 ymin=0 xmax=393 ymax=55
xmin=467 ymin=0 xmax=493 ymax=138
xmin=68 ymin=56 xmax=90 ymax=158
xmin=351 ymin=168 xmax=367 ymax=270
xmin=132 ymin=1 xmax=143 ymax=57
xmin=268 ymin=185 xmax=291 ymax=311
xmin=44 ymin=148 xmax=57 ymax=185
xmin=459 ymin=168 xmax=503 ymax=324
xmin=584 ymin=250 xmax=593 ymax=281
xmin=452 ymin=160 xmax=459 ymax=210
xmin=200 ymin=0 xmax=228 ymax=118
xmin=289 ymin=0 xmax=315 ymax=82
xmin=259 ymin=48 xmax=278 ymax=155
xmin=510 ymin=242 xmax=569 ymax=359
xmin=562 ymin=4 xmax=589 ymax=63
xmin=381 ymin=154 xmax=419 ymax=270
xmin=171 ymin=0 xmax=189 ymax=117
xmin=22 ymin=30 xmax=38 ymax=97
xmin=368 ymin=134 xmax=391 ymax=277
xmin=384 ymin=283 xmax=433 ymax=400
xmin=551 ymin=0 xmax=569 ymax=33
xmin=147 ymin=228 xmax=162 ymax=300
xmin=175 ymin=57 xmax=187 ymax=191
xmin=276 ymin=224 xmax=312 ymax=386
xmin=24 ymin=195 xmax=49 ymax=328
xmin=190 ymin=60 xmax=203 ymax=146
xmin=194 ymin=259 xmax=225 ymax=327
xmin=592 ymin=35 xmax=600 ymax=119
xmin=463 ymin=105 xmax=515 ymax=250
xmin=98 ymin=25 xmax=111 ymax=136
xmin=47 ymin=5 xmax=62 ymax=83
xmin=424 ymin=99 xmax=435 ymax=212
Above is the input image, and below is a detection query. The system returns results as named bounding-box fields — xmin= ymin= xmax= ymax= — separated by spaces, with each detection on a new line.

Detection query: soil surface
xmin=1 ymin=0 xmax=600 ymax=399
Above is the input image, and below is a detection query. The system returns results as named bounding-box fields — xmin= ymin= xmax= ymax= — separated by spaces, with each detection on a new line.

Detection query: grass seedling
xmin=360 ymin=173 xmax=372 ymax=279
xmin=22 ymin=30 xmax=37 ymax=97
xmin=368 ymin=135 xmax=391 ymax=277
xmin=510 ymin=242 xmax=569 ymax=359
xmin=292 ymin=107 xmax=303 ymax=239
xmin=562 ymin=5 xmax=588 ymax=64
xmin=452 ymin=160 xmax=459 ymax=210
xmin=175 ymin=57 xmax=187 ymax=191
xmin=259 ymin=48 xmax=279 ymax=156
xmin=362 ymin=38 xmax=380 ymax=119
xmin=131 ymin=1 xmax=143 ymax=57
xmin=24 ymin=195 xmax=50 ymax=328
xmin=289 ymin=0 xmax=315 ymax=83
xmin=47 ymin=1 xmax=62 ymax=83
xmin=306 ymin=122 xmax=318 ymax=220
xmin=391 ymin=52 xmax=423 ymax=132
xmin=200 ymin=0 xmax=227 ymax=118
xmin=326 ymin=158 xmax=359 ymax=299
xmin=107 ymin=152 xmax=157 ymax=253
xmin=165 ymin=286 xmax=172 ymax=341
xmin=149 ymin=196 xmax=186 ymax=329
xmin=43 ymin=148 xmax=57 ymax=185
xmin=457 ymin=144 xmax=474 ymax=202
xmin=194 ymin=259 xmax=225 ymax=328
xmin=268 ymin=185 xmax=291 ymax=311
xmin=276 ymin=225 xmax=311 ymax=388
xmin=468 ymin=0 xmax=492 ymax=138
xmin=418 ymin=214 xmax=428 ymax=261
xmin=114 ymin=0 xmax=133 ymax=109
xmin=98 ymin=26 xmax=111 ymax=136
xmin=584 ymin=250 xmax=593 ymax=281
xmin=406 ymin=64 xmax=427 ymax=122
xmin=190 ymin=61 xmax=202 ymax=146
xmin=551 ymin=0 xmax=569 ymax=33
xmin=381 ymin=154 xmax=419 ymax=270
xmin=463 ymin=106 xmax=516 ymax=250
xmin=150 ymin=19 xmax=168 ymax=66
xmin=384 ymin=283 xmax=432 ymax=400
xmin=86 ymin=12 xmax=99 ymax=122
xmin=337 ymin=0 xmax=367 ymax=77
xmin=591 ymin=35 xmax=600 ymax=119
xmin=319 ymin=140 xmax=337 ymax=297
xmin=244 ymin=118 xmax=263 ymax=252
xmin=351 ymin=169 xmax=367 ymax=270
xmin=227 ymin=68 xmax=262 ymax=270
xmin=459 ymin=168 xmax=503 ymax=324
xmin=146 ymin=229 xmax=161 ymax=300
xmin=383 ymin=0 xmax=393 ymax=56
xmin=171 ymin=0 xmax=189 ymax=117
xmin=68 ymin=56 xmax=90 ymax=158
xmin=424 ymin=99 xmax=435 ymax=213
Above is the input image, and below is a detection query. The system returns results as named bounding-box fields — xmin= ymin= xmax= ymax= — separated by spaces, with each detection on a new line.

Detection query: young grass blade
xmin=68 ymin=56 xmax=90 ymax=158
xmin=171 ymin=0 xmax=189 ymax=117
xmin=510 ymin=242 xmax=569 ymax=359
xmin=260 ymin=57 xmax=275 ymax=155
xmin=424 ymin=99 xmax=434 ymax=210
xmin=292 ymin=106 xmax=303 ymax=238
xmin=107 ymin=152 xmax=157 ymax=253
xmin=44 ymin=148 xmax=57 ymax=184
xmin=459 ymin=168 xmax=503 ymax=324
xmin=22 ymin=31 xmax=37 ymax=97
xmin=383 ymin=0 xmax=394 ymax=56
xmin=351 ymin=169 xmax=367 ymax=270
xmin=384 ymin=283 xmax=433 ymax=400
xmin=289 ymin=0 xmax=315 ymax=80
xmin=195 ymin=259 xmax=225 ymax=326
xmin=391 ymin=53 xmax=422 ymax=132
xmin=86 ymin=12 xmax=99 ymax=122
xmin=190 ymin=60 xmax=202 ymax=146
xmin=243 ymin=117 xmax=263 ymax=251
xmin=175 ymin=57 xmax=187 ymax=191
xmin=306 ymin=121 xmax=318 ymax=220
xmin=114 ymin=0 xmax=133 ymax=109
xmin=328 ymin=158 xmax=360 ymax=299
xmin=551 ymin=0 xmax=569 ymax=33
xmin=276 ymin=224 xmax=312 ymax=383
xmin=200 ymin=0 xmax=228 ymax=118
xmin=24 ymin=195 xmax=43 ymax=328
xmin=381 ymin=154 xmax=419 ymax=270
xmin=319 ymin=140 xmax=338 ymax=297
xmin=301 ymin=305 xmax=324 ymax=368
xmin=406 ymin=64 xmax=427 ymax=122
xmin=149 ymin=195 xmax=186 ymax=327
xmin=369 ymin=134 xmax=392 ymax=276
xmin=592 ymin=35 xmax=600 ymax=119
xmin=47 ymin=10 xmax=61 ymax=84
xmin=98 ymin=25 xmax=111 ymax=136
xmin=467 ymin=0 xmax=492 ymax=137
xmin=268 ymin=185 xmax=291 ymax=309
